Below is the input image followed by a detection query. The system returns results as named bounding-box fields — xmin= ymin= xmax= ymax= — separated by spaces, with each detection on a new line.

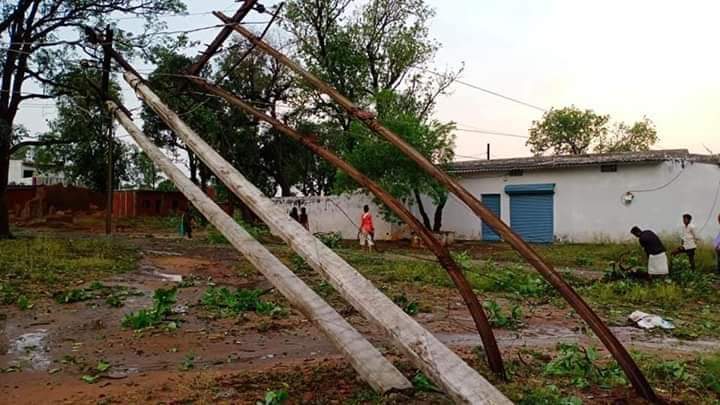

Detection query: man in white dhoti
xmin=631 ymin=226 xmax=668 ymax=276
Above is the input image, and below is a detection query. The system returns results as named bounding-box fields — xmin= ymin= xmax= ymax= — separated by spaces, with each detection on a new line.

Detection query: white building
xmin=8 ymin=159 xmax=65 ymax=186
xmin=434 ymin=149 xmax=720 ymax=243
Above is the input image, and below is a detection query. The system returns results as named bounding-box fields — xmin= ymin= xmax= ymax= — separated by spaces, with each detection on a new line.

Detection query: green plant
xmin=314 ymin=232 xmax=342 ymax=249
xmin=518 ymin=385 xmax=582 ymax=405
xmin=451 ymin=250 xmax=473 ymax=270
xmin=412 ymin=371 xmax=439 ymax=393
xmin=482 ymin=300 xmax=522 ymax=329
xmin=290 ymin=254 xmax=310 ymax=273
xmin=649 ymin=360 xmax=690 ymax=382
xmin=122 ymin=288 xmax=177 ymax=330
xmin=258 ymin=389 xmax=289 ymax=405
xmin=544 ymin=344 xmax=626 ymax=388
xmin=180 ymin=353 xmax=195 ymax=371
xmin=393 ymin=294 xmax=420 ymax=315
xmin=700 ymin=353 xmax=720 ymax=393
xmin=81 ymin=360 xmax=112 ymax=384
xmin=16 ymin=295 xmax=30 ymax=310
xmin=202 ymin=287 xmax=286 ymax=318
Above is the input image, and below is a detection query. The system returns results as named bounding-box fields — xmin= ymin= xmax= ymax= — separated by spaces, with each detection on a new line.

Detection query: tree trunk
xmin=0 ymin=120 xmax=12 ymax=239
xmin=413 ymin=189 xmax=432 ymax=230
xmin=432 ymin=195 xmax=447 ymax=233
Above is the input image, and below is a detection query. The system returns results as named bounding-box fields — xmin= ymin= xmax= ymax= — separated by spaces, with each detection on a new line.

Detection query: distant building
xmin=425 ymin=149 xmax=720 ymax=243
xmin=8 ymin=159 xmax=65 ymax=186
xmin=113 ymin=190 xmax=189 ymax=218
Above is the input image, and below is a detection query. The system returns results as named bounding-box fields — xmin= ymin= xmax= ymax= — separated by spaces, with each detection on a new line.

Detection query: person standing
xmin=631 ymin=226 xmax=668 ymax=276
xmin=289 ymin=206 xmax=299 ymax=223
xmin=359 ymin=205 xmax=375 ymax=253
xmin=672 ymin=213 xmax=698 ymax=271
xmin=714 ymin=214 xmax=720 ymax=273
xmin=299 ymin=207 xmax=309 ymax=230
xmin=182 ymin=207 xmax=193 ymax=239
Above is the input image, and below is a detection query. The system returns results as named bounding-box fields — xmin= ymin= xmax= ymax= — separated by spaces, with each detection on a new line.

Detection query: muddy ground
xmin=1 ymin=227 xmax=719 ymax=404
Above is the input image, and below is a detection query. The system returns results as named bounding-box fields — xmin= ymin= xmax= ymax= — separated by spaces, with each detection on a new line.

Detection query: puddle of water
xmin=153 ymin=271 xmax=183 ymax=283
xmin=8 ymin=329 xmax=51 ymax=370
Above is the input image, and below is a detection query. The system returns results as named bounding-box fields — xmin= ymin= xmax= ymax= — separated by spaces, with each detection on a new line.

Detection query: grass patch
xmin=54 ymin=281 xmax=140 ymax=307
xmin=122 ymin=287 xmax=177 ymax=330
xmin=0 ymin=237 xmax=137 ymax=304
xmin=201 ymin=287 xmax=287 ymax=318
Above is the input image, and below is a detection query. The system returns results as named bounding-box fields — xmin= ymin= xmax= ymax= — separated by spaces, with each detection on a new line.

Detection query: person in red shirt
xmin=359 ymin=205 xmax=375 ymax=252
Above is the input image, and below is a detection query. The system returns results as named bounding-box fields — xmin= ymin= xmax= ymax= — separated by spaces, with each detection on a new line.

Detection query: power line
xmin=454 ymin=128 xmax=529 ymax=139
xmin=415 ymin=66 xmax=547 ymax=112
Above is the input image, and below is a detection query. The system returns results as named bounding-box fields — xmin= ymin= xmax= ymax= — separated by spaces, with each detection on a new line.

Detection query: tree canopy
xmin=528 ymin=106 xmax=658 ymax=155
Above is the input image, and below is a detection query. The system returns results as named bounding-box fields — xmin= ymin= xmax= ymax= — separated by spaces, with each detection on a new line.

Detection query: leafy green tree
xmin=596 ymin=117 xmax=658 ymax=153
xmin=35 ymin=67 xmax=130 ymax=191
xmin=529 ymin=107 xmax=658 ymax=155
xmin=528 ymin=107 xmax=610 ymax=155
xmin=0 ymin=0 xmax=186 ymax=238
xmin=283 ymin=0 xmax=459 ymax=228
xmin=127 ymin=146 xmax=161 ymax=190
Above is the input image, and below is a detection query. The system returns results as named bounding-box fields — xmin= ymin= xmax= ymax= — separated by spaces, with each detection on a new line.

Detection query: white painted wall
xmin=273 ymin=194 xmax=397 ymax=240
xmin=429 ymin=160 xmax=720 ymax=243
xmin=7 ymin=160 xmax=35 ymax=185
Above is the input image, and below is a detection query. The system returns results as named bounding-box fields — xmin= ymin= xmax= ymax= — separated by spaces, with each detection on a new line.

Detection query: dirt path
xmin=1 ymin=237 xmax=716 ymax=404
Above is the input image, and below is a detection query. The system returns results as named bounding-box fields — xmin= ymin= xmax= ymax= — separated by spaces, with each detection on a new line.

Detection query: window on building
xmin=22 ymin=170 xmax=34 ymax=178
xmin=600 ymin=164 xmax=618 ymax=173
xmin=508 ymin=169 xmax=524 ymax=176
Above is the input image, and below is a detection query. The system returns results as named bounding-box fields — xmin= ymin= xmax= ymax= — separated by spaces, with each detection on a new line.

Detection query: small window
xmin=600 ymin=164 xmax=618 ymax=173
xmin=508 ymin=169 xmax=524 ymax=177
xmin=22 ymin=170 xmax=34 ymax=178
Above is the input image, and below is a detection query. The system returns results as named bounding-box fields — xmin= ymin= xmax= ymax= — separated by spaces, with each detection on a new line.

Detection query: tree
xmin=283 ymin=0 xmax=459 ymax=229
xmin=528 ymin=107 xmax=609 ymax=155
xmin=0 ymin=0 xmax=186 ymax=238
xmin=596 ymin=117 xmax=658 ymax=153
xmin=127 ymin=146 xmax=161 ymax=190
xmin=335 ymin=91 xmax=455 ymax=232
xmin=34 ymin=67 xmax=130 ymax=191
xmin=528 ymin=107 xmax=659 ymax=155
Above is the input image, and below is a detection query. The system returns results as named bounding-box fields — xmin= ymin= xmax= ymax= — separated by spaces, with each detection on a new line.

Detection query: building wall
xmin=273 ymin=194 xmax=398 ymax=240
xmin=8 ymin=160 xmax=35 ymax=186
xmin=113 ymin=190 xmax=189 ymax=218
xmin=425 ymin=160 xmax=720 ymax=243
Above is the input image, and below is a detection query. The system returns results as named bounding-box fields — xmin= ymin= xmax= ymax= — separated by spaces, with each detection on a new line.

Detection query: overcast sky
xmin=15 ymin=0 xmax=720 ymax=160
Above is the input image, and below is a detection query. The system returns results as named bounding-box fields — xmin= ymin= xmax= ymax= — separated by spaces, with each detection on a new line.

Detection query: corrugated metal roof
xmin=448 ymin=149 xmax=719 ymax=175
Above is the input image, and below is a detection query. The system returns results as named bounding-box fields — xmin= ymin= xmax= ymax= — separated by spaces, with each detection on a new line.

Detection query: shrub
xmin=122 ymin=288 xmax=177 ymax=330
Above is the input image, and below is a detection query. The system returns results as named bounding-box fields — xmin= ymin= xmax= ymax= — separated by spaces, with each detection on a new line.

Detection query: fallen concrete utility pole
xmin=108 ymin=100 xmax=411 ymax=395
xmin=219 ymin=16 xmax=659 ymax=403
xmin=188 ymin=76 xmax=505 ymax=377
xmin=124 ymin=71 xmax=511 ymax=404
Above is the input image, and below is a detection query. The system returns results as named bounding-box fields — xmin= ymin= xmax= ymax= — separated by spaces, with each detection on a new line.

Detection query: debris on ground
xmin=628 ymin=310 xmax=675 ymax=330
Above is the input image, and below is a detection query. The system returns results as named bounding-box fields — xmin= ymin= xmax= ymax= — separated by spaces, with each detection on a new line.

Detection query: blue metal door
xmin=481 ymin=194 xmax=501 ymax=241
xmin=506 ymin=184 xmax=555 ymax=243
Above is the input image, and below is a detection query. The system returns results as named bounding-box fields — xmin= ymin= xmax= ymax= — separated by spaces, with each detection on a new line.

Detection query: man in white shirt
xmin=672 ymin=213 xmax=698 ymax=271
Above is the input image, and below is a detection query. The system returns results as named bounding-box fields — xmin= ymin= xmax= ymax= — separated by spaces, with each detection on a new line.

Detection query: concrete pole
xmin=108 ymin=100 xmax=411 ymax=395
xmin=123 ymin=72 xmax=511 ymax=404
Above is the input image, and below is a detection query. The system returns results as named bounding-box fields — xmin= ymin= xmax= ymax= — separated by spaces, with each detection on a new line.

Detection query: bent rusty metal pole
xmin=188 ymin=76 xmax=506 ymax=377
xmin=219 ymin=15 xmax=659 ymax=403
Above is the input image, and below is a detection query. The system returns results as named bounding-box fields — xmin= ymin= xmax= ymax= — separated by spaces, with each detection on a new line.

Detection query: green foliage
xmin=290 ymin=254 xmax=310 ymax=273
xmin=315 ymin=232 xmax=343 ymax=249
xmin=528 ymin=106 xmax=657 ymax=155
xmin=54 ymin=282 xmax=138 ymax=307
xmin=544 ymin=344 xmax=626 ymax=389
xmin=0 ymin=237 xmax=137 ymax=302
xmin=122 ymin=288 xmax=177 ymax=330
xmin=16 ymin=295 xmax=30 ymax=310
xmin=201 ymin=287 xmax=286 ymax=318
xmin=412 ymin=371 xmax=439 ymax=392
xmin=258 ymin=389 xmax=289 ymax=405
xmin=518 ymin=385 xmax=582 ymax=405
xmin=393 ymin=293 xmax=420 ymax=315
xmin=482 ymin=300 xmax=523 ymax=329
xmin=180 ymin=353 xmax=195 ymax=371
xmin=700 ymin=354 xmax=720 ymax=393
xmin=470 ymin=262 xmax=552 ymax=298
